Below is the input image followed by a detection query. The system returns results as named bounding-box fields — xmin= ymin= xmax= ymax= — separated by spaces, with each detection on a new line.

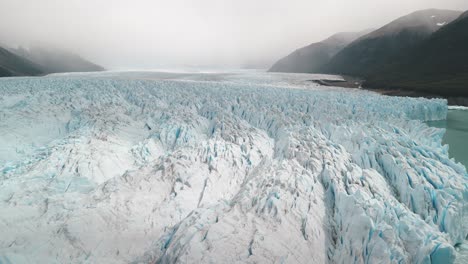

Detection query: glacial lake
xmin=427 ymin=109 xmax=468 ymax=169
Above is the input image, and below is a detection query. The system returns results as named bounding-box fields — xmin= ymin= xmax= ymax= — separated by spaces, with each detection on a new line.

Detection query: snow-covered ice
xmin=0 ymin=71 xmax=466 ymax=263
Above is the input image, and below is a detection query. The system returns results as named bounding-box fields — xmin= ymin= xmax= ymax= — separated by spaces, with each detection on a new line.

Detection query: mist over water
xmin=1 ymin=0 xmax=468 ymax=69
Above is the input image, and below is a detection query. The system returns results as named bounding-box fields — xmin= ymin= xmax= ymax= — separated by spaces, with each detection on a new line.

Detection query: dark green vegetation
xmin=363 ymin=10 xmax=468 ymax=97
xmin=269 ymin=31 xmax=370 ymax=73
xmin=0 ymin=46 xmax=43 ymax=77
xmin=270 ymin=9 xmax=468 ymax=98
xmin=324 ymin=9 xmax=461 ymax=77
xmin=0 ymin=45 xmax=104 ymax=77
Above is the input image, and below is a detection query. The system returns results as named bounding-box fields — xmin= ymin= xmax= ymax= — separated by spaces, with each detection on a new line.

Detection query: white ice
xmin=0 ymin=71 xmax=466 ymax=264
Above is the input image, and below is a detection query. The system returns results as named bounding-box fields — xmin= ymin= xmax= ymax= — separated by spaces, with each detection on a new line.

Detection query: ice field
xmin=0 ymin=71 xmax=466 ymax=263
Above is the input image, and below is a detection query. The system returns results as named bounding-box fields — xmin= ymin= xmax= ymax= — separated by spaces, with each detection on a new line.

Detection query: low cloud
xmin=1 ymin=0 xmax=467 ymax=69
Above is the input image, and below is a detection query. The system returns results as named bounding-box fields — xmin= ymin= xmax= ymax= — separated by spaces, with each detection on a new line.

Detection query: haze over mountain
xmin=12 ymin=46 xmax=105 ymax=74
xmin=364 ymin=10 xmax=468 ymax=97
xmin=269 ymin=8 xmax=468 ymax=99
xmin=324 ymin=9 xmax=462 ymax=76
xmin=1 ymin=1 xmax=468 ymax=263
xmin=269 ymin=30 xmax=371 ymax=73
xmin=0 ymin=44 xmax=105 ymax=77
xmin=0 ymin=46 xmax=43 ymax=77
xmin=1 ymin=0 xmax=468 ymax=69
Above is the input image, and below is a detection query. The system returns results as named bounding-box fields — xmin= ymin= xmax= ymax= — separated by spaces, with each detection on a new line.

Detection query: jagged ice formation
xmin=0 ymin=72 xmax=466 ymax=263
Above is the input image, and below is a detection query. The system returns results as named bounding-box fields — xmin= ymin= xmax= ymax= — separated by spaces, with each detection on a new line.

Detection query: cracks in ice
xmin=0 ymin=72 xmax=466 ymax=263
xmin=197 ymin=178 xmax=209 ymax=208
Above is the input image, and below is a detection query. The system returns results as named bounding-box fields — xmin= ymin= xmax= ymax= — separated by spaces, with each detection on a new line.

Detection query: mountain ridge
xmin=0 ymin=44 xmax=105 ymax=77
xmin=270 ymin=8 xmax=468 ymax=98
xmin=11 ymin=46 xmax=105 ymax=74
xmin=268 ymin=30 xmax=371 ymax=73
xmin=323 ymin=9 xmax=462 ymax=77
xmin=0 ymin=46 xmax=43 ymax=77
xmin=363 ymin=10 xmax=468 ymax=96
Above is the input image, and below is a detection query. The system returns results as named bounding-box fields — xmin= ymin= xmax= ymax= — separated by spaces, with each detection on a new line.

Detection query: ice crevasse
xmin=0 ymin=72 xmax=466 ymax=264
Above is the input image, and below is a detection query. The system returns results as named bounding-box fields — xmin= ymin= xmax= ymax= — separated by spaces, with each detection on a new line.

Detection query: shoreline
xmin=311 ymin=75 xmax=363 ymax=88
xmin=317 ymin=75 xmax=468 ymax=107
xmin=366 ymin=88 xmax=468 ymax=107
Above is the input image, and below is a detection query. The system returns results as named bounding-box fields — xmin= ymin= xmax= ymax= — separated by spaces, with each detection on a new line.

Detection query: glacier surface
xmin=0 ymin=71 xmax=466 ymax=264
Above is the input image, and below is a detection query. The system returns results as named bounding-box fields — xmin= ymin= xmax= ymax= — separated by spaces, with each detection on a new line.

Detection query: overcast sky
xmin=1 ymin=0 xmax=467 ymax=69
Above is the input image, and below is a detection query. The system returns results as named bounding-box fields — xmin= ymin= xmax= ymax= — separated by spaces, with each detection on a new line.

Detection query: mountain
xmin=268 ymin=31 xmax=370 ymax=73
xmin=12 ymin=46 xmax=105 ymax=74
xmin=0 ymin=46 xmax=43 ymax=77
xmin=364 ymin=10 xmax=468 ymax=97
xmin=324 ymin=9 xmax=462 ymax=77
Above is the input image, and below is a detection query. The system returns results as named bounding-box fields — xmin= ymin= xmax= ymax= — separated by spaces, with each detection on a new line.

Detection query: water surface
xmin=427 ymin=109 xmax=468 ymax=168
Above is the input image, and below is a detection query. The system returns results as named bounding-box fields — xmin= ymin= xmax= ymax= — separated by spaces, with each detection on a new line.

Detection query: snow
xmin=437 ymin=22 xmax=447 ymax=26
xmin=0 ymin=71 xmax=466 ymax=263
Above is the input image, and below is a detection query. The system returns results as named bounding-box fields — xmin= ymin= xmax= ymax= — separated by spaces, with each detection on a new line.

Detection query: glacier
xmin=0 ymin=71 xmax=466 ymax=264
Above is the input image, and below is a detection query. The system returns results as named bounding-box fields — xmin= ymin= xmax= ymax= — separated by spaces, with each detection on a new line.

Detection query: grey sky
xmin=1 ymin=0 xmax=467 ymax=69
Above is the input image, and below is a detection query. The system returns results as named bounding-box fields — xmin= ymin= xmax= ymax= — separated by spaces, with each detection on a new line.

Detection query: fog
xmin=1 ymin=0 xmax=467 ymax=69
